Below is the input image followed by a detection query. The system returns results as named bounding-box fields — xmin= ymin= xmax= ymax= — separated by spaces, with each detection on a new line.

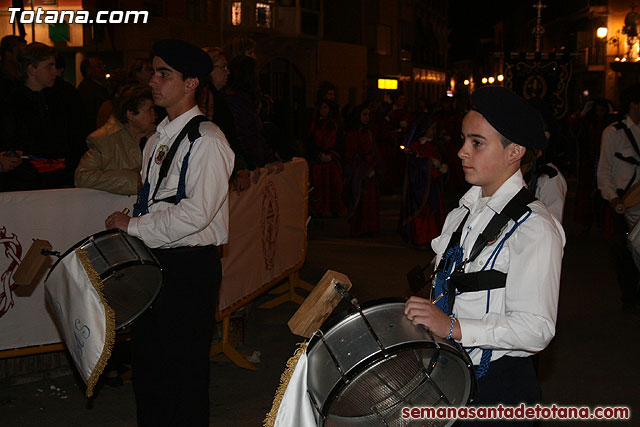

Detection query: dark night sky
xmin=448 ymin=0 xmax=537 ymax=61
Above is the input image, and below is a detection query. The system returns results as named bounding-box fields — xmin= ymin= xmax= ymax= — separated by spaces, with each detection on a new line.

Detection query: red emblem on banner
xmin=261 ymin=181 xmax=279 ymax=271
xmin=0 ymin=226 xmax=23 ymax=318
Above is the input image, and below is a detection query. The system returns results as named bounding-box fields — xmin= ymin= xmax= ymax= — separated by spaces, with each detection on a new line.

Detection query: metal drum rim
xmin=45 ymin=229 xmax=159 ymax=282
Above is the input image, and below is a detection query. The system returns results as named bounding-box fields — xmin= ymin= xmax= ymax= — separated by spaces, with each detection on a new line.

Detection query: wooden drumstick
xmin=122 ymin=208 xmax=130 ymax=215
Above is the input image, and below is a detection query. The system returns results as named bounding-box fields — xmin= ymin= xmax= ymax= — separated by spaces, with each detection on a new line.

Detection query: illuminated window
xmin=256 ymin=3 xmax=272 ymax=28
xmin=378 ymin=79 xmax=398 ymax=90
xmin=232 ymin=2 xmax=242 ymax=26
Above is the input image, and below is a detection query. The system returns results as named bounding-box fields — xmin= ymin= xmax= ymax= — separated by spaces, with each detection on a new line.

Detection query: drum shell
xmin=306 ymin=301 xmax=475 ymax=423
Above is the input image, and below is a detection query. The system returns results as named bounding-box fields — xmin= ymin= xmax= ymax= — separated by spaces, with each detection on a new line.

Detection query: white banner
xmin=0 ymin=188 xmax=134 ymax=351
xmin=0 ymin=158 xmax=308 ymax=352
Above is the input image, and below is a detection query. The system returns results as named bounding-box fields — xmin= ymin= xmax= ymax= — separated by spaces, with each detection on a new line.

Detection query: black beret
xmin=471 ymin=86 xmax=548 ymax=150
xmin=152 ymin=39 xmax=213 ymax=79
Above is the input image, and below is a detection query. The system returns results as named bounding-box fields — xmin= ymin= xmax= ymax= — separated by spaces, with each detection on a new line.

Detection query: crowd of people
xmin=0 ymin=35 xmax=287 ymax=197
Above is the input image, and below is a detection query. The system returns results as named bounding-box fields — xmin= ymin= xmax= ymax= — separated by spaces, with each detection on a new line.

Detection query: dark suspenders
xmin=148 ymin=115 xmax=207 ymax=205
xmin=134 ymin=115 xmax=207 ymax=217
xmin=440 ymin=187 xmax=536 ymax=313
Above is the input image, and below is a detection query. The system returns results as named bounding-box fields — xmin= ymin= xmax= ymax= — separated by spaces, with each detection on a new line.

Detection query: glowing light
xmin=105 ymin=73 xmax=111 ymax=79
xmin=232 ymin=2 xmax=242 ymax=26
xmin=377 ymin=78 xmax=398 ymax=90
xmin=583 ymin=90 xmax=590 ymax=97
xmin=399 ymin=145 xmax=405 ymax=150
xmin=481 ymin=77 xmax=488 ymax=84
xmin=615 ymin=57 xmax=621 ymax=61
xmin=488 ymin=76 xmax=495 ymax=84
xmin=463 ymin=79 xmax=470 ymax=85
xmin=497 ymin=74 xmax=504 ymax=82
xmin=597 ymin=27 xmax=608 ymax=39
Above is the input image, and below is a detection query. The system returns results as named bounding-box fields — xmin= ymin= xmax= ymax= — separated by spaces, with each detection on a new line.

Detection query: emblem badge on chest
xmin=155 ymin=145 xmax=169 ymax=165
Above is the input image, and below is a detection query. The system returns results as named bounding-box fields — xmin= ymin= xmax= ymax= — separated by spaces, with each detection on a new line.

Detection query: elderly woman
xmin=74 ymin=84 xmax=156 ymax=195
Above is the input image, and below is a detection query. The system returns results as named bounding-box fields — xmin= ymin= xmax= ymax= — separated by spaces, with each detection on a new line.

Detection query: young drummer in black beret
xmin=106 ymin=39 xmax=235 ymax=426
xmin=405 ymin=87 xmax=565 ymax=423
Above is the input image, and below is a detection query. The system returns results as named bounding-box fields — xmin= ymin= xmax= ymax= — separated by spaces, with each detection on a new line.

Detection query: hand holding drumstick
xmin=105 ymin=208 xmax=131 ymax=232
xmin=404 ymin=296 xmax=461 ymax=340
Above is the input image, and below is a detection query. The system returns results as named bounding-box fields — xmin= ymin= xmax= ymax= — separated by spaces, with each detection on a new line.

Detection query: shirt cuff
xmin=458 ymin=318 xmax=488 ymax=348
xmin=127 ymin=217 xmax=141 ymax=238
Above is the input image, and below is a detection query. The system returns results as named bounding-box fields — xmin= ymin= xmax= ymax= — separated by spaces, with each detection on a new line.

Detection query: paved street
xmin=1 ymin=189 xmax=639 ymax=426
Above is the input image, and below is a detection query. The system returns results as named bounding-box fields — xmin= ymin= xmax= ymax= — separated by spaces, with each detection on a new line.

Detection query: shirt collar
xmin=459 ymin=169 xmax=526 ymax=214
xmin=156 ymin=105 xmax=202 ymax=143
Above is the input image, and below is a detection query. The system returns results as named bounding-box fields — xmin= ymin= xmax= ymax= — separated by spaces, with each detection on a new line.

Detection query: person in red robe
xmin=308 ymin=100 xmax=345 ymax=216
xmin=399 ymin=116 xmax=447 ymax=248
xmin=344 ymin=103 xmax=380 ymax=237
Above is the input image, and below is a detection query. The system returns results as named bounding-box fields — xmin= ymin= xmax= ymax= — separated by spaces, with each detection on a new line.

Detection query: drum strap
xmin=434 ymin=187 xmax=536 ymax=315
xmin=134 ymin=115 xmax=208 ymax=216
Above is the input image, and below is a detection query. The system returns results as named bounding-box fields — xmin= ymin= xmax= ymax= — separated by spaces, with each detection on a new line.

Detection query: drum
xmin=306 ymin=300 xmax=476 ymax=427
xmin=46 ymin=229 xmax=162 ymax=329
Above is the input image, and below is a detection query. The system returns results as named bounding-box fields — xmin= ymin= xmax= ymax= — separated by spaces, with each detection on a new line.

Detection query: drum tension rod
xmin=306 ymin=390 xmax=325 ymax=422
xmin=315 ymin=329 xmax=347 ymax=381
xmin=334 ymin=282 xmax=388 ymax=356
xmin=41 ymin=249 xmax=61 ymax=257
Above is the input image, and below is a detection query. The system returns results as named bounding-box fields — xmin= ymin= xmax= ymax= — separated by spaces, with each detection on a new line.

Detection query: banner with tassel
xmin=264 ymin=342 xmax=316 ymax=427
xmin=44 ymin=248 xmax=116 ymax=397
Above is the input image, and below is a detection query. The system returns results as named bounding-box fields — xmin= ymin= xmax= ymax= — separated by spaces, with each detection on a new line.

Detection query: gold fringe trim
xmin=263 ymin=341 xmax=308 ymax=427
xmin=75 ymin=248 xmax=116 ymax=398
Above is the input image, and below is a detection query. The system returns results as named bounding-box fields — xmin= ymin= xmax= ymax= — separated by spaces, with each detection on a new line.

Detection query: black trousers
xmin=131 ymin=245 xmax=221 ymax=427
xmin=459 ymin=356 xmax=541 ymax=426
xmin=611 ymin=209 xmax=639 ymax=309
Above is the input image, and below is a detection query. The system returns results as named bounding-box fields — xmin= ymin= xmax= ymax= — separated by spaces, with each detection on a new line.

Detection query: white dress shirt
xmin=535 ymin=163 xmax=567 ymax=223
xmin=431 ymin=170 xmax=565 ymax=365
xmin=127 ymin=105 xmax=235 ymax=248
xmin=597 ymin=115 xmax=640 ymax=202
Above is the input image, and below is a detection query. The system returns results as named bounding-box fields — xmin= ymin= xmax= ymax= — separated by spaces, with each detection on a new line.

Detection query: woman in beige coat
xmin=74 ymin=84 xmax=156 ymax=195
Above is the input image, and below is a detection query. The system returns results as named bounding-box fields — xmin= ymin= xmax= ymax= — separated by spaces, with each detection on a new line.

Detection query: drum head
xmin=307 ymin=300 xmax=475 ymax=427
xmin=323 ymin=345 xmax=472 ymax=426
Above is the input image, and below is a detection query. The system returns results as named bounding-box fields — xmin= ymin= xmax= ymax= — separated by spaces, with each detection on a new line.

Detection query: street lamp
xmin=463 ymin=79 xmax=470 ymax=85
xmin=482 ymin=77 xmax=488 ymax=84
xmin=497 ymin=74 xmax=504 ymax=82
xmin=488 ymin=76 xmax=495 ymax=84
xmin=597 ymin=27 xmax=608 ymax=39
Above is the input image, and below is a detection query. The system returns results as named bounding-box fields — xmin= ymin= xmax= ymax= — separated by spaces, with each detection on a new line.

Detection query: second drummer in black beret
xmin=458 ymin=86 xmax=547 ymax=197
xmin=405 ymin=84 xmax=564 ymax=411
